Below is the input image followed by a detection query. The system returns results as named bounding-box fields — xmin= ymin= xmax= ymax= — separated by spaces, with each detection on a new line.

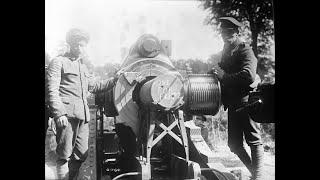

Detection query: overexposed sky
xmin=45 ymin=0 xmax=223 ymax=66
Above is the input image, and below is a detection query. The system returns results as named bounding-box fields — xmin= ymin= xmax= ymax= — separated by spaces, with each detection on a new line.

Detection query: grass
xmin=194 ymin=115 xmax=275 ymax=155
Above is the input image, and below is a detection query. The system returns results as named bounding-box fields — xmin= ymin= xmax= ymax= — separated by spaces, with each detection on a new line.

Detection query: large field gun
xmin=83 ymin=34 xmax=274 ymax=180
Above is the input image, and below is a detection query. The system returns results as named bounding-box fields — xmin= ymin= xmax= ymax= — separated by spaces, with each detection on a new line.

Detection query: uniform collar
xmin=65 ymin=52 xmax=80 ymax=62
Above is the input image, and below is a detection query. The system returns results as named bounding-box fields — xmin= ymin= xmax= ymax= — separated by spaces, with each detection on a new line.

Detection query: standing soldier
xmin=46 ymin=28 xmax=116 ymax=180
xmin=211 ymin=17 xmax=265 ymax=180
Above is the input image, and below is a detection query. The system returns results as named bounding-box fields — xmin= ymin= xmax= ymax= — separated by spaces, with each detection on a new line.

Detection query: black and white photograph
xmin=45 ymin=0 xmax=275 ymax=179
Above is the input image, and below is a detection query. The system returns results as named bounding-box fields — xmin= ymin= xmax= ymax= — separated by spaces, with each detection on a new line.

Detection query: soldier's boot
xmin=250 ymin=145 xmax=265 ymax=180
xmin=68 ymin=159 xmax=82 ymax=180
xmin=234 ymin=147 xmax=253 ymax=175
xmin=56 ymin=159 xmax=69 ymax=180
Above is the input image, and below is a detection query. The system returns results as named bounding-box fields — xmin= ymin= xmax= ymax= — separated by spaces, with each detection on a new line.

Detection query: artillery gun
xmin=78 ymin=34 xmax=274 ymax=180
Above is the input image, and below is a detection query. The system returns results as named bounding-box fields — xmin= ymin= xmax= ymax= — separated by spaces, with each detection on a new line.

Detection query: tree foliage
xmin=172 ymin=58 xmax=210 ymax=74
xmin=199 ymin=0 xmax=274 ymax=57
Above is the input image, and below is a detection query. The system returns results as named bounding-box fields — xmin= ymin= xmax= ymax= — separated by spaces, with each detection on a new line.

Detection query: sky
xmin=45 ymin=0 xmax=224 ymax=66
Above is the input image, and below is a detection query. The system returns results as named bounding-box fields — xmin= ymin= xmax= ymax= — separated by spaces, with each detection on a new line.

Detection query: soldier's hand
xmin=56 ymin=115 xmax=68 ymax=128
xmin=214 ymin=65 xmax=225 ymax=80
xmin=207 ymin=68 xmax=217 ymax=75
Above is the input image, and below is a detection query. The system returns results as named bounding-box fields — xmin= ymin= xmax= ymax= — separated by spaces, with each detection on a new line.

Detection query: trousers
xmin=227 ymin=106 xmax=262 ymax=151
xmin=55 ymin=118 xmax=89 ymax=179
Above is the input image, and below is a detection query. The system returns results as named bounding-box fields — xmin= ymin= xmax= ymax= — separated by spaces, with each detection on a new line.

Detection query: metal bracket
xmin=122 ymin=72 xmax=145 ymax=85
xmin=178 ymin=110 xmax=189 ymax=162
xmin=144 ymin=110 xmax=190 ymax=166
xmin=153 ymin=120 xmax=181 ymax=146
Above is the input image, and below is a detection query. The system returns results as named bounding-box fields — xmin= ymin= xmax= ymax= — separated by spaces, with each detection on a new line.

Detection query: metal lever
xmin=235 ymin=99 xmax=262 ymax=112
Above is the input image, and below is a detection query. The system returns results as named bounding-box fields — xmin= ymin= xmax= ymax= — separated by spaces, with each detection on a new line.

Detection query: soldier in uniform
xmin=46 ymin=28 xmax=117 ymax=180
xmin=211 ymin=17 xmax=265 ymax=180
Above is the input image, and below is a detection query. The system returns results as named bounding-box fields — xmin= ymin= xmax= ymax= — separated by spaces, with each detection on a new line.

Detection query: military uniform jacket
xmin=46 ymin=54 xmax=115 ymax=122
xmin=218 ymin=39 xmax=257 ymax=107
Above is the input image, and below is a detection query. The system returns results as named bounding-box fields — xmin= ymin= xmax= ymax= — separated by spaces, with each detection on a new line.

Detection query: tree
xmin=199 ymin=0 xmax=274 ymax=57
xmin=207 ymin=51 xmax=222 ymax=66
xmin=172 ymin=58 xmax=210 ymax=74
xmin=172 ymin=59 xmax=187 ymax=70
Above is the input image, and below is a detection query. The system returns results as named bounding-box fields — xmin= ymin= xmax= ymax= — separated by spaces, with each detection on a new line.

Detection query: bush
xmin=193 ymin=110 xmax=275 ymax=154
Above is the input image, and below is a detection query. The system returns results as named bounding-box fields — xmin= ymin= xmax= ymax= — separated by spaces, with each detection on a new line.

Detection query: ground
xmin=209 ymin=143 xmax=275 ymax=180
xmin=45 ymin=130 xmax=275 ymax=180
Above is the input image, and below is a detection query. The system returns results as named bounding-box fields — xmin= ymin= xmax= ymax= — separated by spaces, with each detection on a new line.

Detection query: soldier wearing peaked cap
xmin=210 ymin=17 xmax=265 ymax=180
xmin=46 ymin=28 xmax=117 ymax=180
